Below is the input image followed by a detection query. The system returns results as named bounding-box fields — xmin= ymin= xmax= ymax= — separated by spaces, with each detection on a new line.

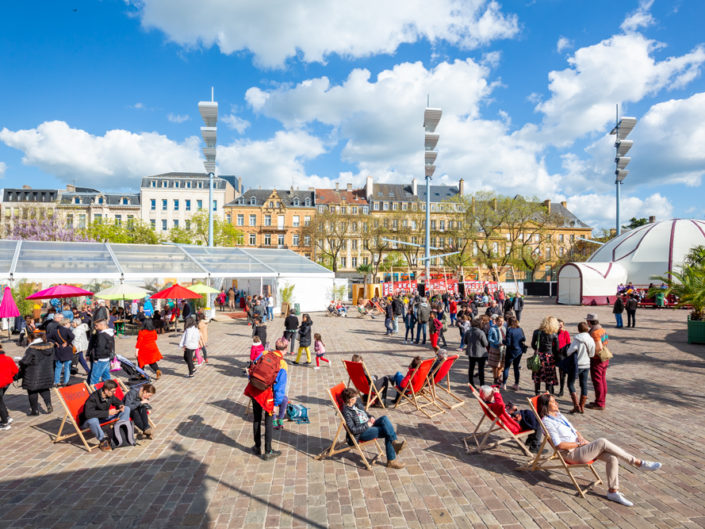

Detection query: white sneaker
xmin=0 ymin=423 xmax=10 ymax=431
xmin=7 ymin=418 xmax=13 ymax=424
xmin=640 ymin=461 xmax=662 ymax=471
xmin=607 ymin=491 xmax=633 ymax=507
xmin=314 ymin=366 xmax=320 ymax=370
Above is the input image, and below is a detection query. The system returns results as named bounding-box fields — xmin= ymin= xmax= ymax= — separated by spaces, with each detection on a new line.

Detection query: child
xmin=313 ymin=333 xmax=329 ymax=369
xmin=244 ymin=336 xmax=265 ymax=376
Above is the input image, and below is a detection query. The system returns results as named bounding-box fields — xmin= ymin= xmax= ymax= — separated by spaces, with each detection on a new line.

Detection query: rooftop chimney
xmin=22 ymin=185 xmax=31 ymax=189
xmin=335 ymin=182 xmax=339 ymax=191
xmin=347 ymin=183 xmax=352 ymax=191
xmin=648 ymin=215 xmax=655 ymax=223
xmin=560 ymin=200 xmax=567 ymax=208
xmin=365 ymin=174 xmax=374 ymax=199
xmin=458 ymin=178 xmax=464 ymax=196
xmin=66 ymin=184 xmax=75 ymax=193
xmin=411 ymin=178 xmax=418 ymax=196
xmin=543 ymin=199 xmax=551 ymax=214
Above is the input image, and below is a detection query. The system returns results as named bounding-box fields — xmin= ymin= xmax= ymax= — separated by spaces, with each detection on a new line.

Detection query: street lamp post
xmin=423 ymin=105 xmax=441 ymax=291
xmin=609 ymin=104 xmax=636 ymax=237
xmin=199 ymin=87 xmax=218 ymax=247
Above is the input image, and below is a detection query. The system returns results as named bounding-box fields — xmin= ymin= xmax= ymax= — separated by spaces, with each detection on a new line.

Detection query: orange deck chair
xmin=92 ymin=379 xmax=156 ymax=429
xmin=463 ymin=385 xmax=533 ymax=456
xmin=430 ymin=354 xmax=465 ymax=410
xmin=315 ymin=382 xmax=384 ymax=471
xmin=393 ymin=358 xmax=445 ymax=418
xmin=53 ymin=383 xmax=121 ymax=452
xmin=343 ymin=360 xmax=386 ymax=410
xmin=519 ymin=395 xmax=602 ymax=498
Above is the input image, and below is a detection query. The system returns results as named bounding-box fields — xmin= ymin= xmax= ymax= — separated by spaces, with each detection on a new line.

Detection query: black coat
xmin=613 ymin=297 xmax=624 ymax=314
xmin=87 ymin=330 xmax=115 ymax=361
xmin=82 ymin=389 xmax=123 ymax=421
xmin=49 ymin=325 xmax=75 ymax=362
xmin=298 ymin=320 xmax=313 ymax=347
xmin=531 ymin=330 xmax=559 ymax=355
xmin=253 ymin=324 xmax=267 ymax=346
xmin=392 ymin=298 xmax=404 ymax=317
xmin=284 ymin=314 xmax=299 ymax=332
xmin=18 ymin=343 xmax=55 ymax=391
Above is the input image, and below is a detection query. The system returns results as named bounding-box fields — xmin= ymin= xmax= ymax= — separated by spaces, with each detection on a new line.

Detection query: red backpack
xmin=248 ymin=351 xmax=281 ymax=391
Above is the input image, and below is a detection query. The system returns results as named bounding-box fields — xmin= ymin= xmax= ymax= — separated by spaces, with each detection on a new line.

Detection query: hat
xmin=585 ymin=313 xmax=598 ymax=321
xmin=490 ymin=314 xmax=499 ymax=319
xmin=275 ymin=337 xmax=289 ymax=350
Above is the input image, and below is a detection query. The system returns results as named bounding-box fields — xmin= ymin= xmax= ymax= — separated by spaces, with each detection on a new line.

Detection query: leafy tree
xmin=302 ymin=207 xmax=350 ymax=273
xmin=356 ymin=263 xmax=373 ymax=286
xmin=649 ymin=251 xmax=705 ymax=321
xmin=11 ymin=281 xmax=36 ymax=317
xmin=83 ymin=220 xmax=162 ymax=244
xmin=189 ymin=210 xmax=243 ymax=246
xmin=622 ymin=217 xmax=649 ymax=231
xmin=168 ymin=227 xmax=195 ymax=245
xmin=4 ymin=214 xmax=92 ymax=242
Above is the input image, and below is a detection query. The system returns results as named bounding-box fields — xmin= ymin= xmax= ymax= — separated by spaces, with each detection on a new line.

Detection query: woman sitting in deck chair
xmin=390 ymin=356 xmax=421 ymax=404
xmin=536 ymin=394 xmax=662 ymax=507
xmin=479 ymin=386 xmax=541 ymax=452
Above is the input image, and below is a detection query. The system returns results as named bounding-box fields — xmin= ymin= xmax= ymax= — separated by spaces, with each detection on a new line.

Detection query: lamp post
xmin=609 ymin=105 xmax=636 ymax=237
xmin=199 ymin=88 xmax=218 ymax=247
xmin=423 ymin=105 xmax=441 ymax=290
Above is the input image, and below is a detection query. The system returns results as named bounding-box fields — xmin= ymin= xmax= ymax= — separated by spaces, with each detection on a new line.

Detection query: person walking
xmin=283 ymin=309 xmax=299 ymax=354
xmin=502 ymin=317 xmax=525 ymax=390
xmin=294 ymin=314 xmax=313 ymax=365
xmin=313 ymin=333 xmax=330 ymax=369
xmin=384 ymin=301 xmax=394 ymax=336
xmin=135 ymin=318 xmax=163 ymax=379
xmin=613 ymin=295 xmax=625 ymax=328
xmin=586 ymin=314 xmax=609 ymax=410
xmin=0 ymin=345 xmax=19 ymax=430
xmin=464 ymin=318 xmax=489 ymax=389
xmin=266 ymin=294 xmax=275 ymax=322
xmin=556 ymin=319 xmax=571 ymax=397
xmin=87 ymin=319 xmax=115 ymax=385
xmin=227 ymin=287 xmax=235 ymax=310
xmin=415 ymin=297 xmax=431 ymax=345
xmin=565 ymin=322 xmax=595 ymax=414
xmin=71 ymin=319 xmax=91 ymax=376
xmin=50 ymin=319 xmax=75 ymax=387
xmin=179 ymin=316 xmax=200 ymax=378
xmin=197 ymin=312 xmax=209 ymax=363
xmin=625 ymin=294 xmax=638 ymax=328
xmin=512 ymin=294 xmax=524 ymax=322
xmin=17 ymin=331 xmax=54 ymax=415
xmin=403 ymin=304 xmax=416 ymax=344
xmin=530 ymin=316 xmax=559 ymax=395
xmin=391 ymin=295 xmax=403 ymax=334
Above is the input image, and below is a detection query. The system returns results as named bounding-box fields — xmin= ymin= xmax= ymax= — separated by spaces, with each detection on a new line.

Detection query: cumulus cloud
xmin=129 ymin=0 xmax=518 ymax=67
xmin=556 ymin=36 xmax=572 ymax=53
xmin=167 ymin=113 xmax=190 ymax=123
xmin=621 ymin=0 xmax=655 ymax=32
xmin=221 ymin=114 xmax=250 ymax=133
xmin=0 ymin=161 xmax=6 ymax=178
xmin=567 ymin=192 xmax=673 ymax=229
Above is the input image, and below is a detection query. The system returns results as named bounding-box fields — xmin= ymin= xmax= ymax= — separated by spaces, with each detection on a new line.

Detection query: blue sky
xmin=1 ymin=0 xmax=704 ymax=230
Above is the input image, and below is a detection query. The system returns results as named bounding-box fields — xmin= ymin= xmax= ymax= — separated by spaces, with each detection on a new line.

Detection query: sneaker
xmin=314 ymin=366 xmax=320 ymax=370
xmin=392 ymin=440 xmax=406 ymax=455
xmin=6 ymin=418 xmax=13 ymax=425
xmin=500 ymin=384 xmax=507 ymax=391
xmin=27 ymin=409 xmax=39 ymax=416
xmin=0 ymin=423 xmax=10 ymax=431
xmin=386 ymin=459 xmax=405 ymax=469
xmin=143 ymin=428 xmax=153 ymax=439
xmin=188 ymin=374 xmax=195 ymax=378
xmin=292 ymin=361 xmax=300 ymax=365
xmin=512 ymin=384 xmax=520 ymax=391
xmin=251 ymin=445 xmax=262 ymax=456
xmin=606 ymin=491 xmax=633 ymax=507
xmin=585 ymin=402 xmax=605 ymax=410
xmin=99 ymin=439 xmax=112 ymax=452
xmin=262 ymin=450 xmax=281 ymax=461
xmin=46 ymin=404 xmax=53 ymax=414
xmin=640 ymin=460 xmax=662 ymax=471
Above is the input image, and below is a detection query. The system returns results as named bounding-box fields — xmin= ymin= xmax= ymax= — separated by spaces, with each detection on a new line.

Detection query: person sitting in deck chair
xmin=536 ymin=393 xmax=661 ymax=507
xmin=479 ymin=385 xmax=541 ymax=452
xmin=123 ymin=383 xmax=156 ymax=439
xmin=81 ymin=379 xmax=130 ymax=452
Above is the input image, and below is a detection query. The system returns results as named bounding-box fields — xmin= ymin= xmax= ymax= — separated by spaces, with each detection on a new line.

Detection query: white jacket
xmin=180 ymin=327 xmax=201 ymax=350
xmin=567 ymin=332 xmax=595 ymax=370
xmin=72 ymin=323 xmax=89 ymax=352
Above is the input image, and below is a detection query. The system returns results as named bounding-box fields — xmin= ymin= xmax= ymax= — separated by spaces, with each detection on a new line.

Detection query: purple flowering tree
xmin=6 ymin=216 xmax=93 ymax=242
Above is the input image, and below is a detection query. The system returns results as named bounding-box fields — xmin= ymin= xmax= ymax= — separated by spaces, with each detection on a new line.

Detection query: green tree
xmin=356 ymin=263 xmax=373 ymax=286
xmin=190 ymin=210 xmax=243 ymax=246
xmin=83 ymin=220 xmax=162 ymax=244
xmin=168 ymin=227 xmax=195 ymax=245
xmin=649 ymin=247 xmax=705 ymax=321
xmin=12 ymin=281 xmax=36 ymax=317
xmin=622 ymin=217 xmax=649 ymax=231
xmin=302 ymin=206 xmax=350 ymax=273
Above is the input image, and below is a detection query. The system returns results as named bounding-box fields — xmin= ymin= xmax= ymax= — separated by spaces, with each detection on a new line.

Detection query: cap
xmin=586 ymin=313 xmax=598 ymax=321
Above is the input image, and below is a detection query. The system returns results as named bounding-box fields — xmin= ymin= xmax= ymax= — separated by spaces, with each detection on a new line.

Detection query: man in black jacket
xmin=283 ymin=311 xmax=299 ymax=354
xmin=512 ymin=294 xmax=524 ymax=322
xmin=391 ymin=296 xmax=404 ymax=334
xmin=81 ymin=379 xmax=130 ymax=451
xmin=87 ymin=319 xmax=115 ymax=385
xmin=625 ymin=294 xmax=638 ymax=328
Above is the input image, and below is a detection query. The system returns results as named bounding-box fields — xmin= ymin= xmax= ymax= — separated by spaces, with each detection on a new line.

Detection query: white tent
xmin=557 ymin=262 xmax=628 ymax=305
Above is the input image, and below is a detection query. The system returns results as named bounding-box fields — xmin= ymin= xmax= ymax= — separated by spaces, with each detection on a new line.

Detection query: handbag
xmin=597 ymin=344 xmax=613 ymax=362
xmin=526 ymin=353 xmax=541 ymax=372
xmin=110 ymin=358 xmax=122 ymax=372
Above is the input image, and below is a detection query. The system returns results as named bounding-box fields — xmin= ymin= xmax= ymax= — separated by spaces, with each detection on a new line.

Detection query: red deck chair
xmin=343 ymin=360 xmax=386 ymax=410
xmin=52 ymin=383 xmax=120 ymax=452
xmin=463 ymin=385 xmax=533 ymax=456
xmin=430 ymin=355 xmax=465 ymax=410
xmin=393 ymin=358 xmax=445 ymax=418
xmin=315 ymin=382 xmax=383 ymax=471
xmin=519 ymin=395 xmax=602 ymax=497
xmin=92 ymin=380 xmax=156 ymax=429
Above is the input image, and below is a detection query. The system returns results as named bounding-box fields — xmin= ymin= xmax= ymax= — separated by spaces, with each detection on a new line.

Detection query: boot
xmin=568 ymin=393 xmax=580 ymax=414
xmin=579 ymin=395 xmax=588 ymax=414
xmin=155 ymin=370 xmax=162 ymax=380
xmin=534 ymin=382 xmax=541 ymax=396
xmin=547 ymin=385 xmax=555 ymax=395
xmin=557 ymin=373 xmax=566 ymax=397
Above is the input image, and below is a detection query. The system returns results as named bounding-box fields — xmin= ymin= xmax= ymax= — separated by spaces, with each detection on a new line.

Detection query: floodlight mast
xmin=424 ymin=104 xmax=442 ymax=288
xmin=199 ymin=88 xmax=218 ymax=247
xmin=610 ymin=104 xmax=636 ymax=237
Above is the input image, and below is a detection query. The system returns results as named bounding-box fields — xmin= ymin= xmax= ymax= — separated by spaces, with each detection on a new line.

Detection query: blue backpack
xmin=286 ymin=403 xmax=310 ymax=424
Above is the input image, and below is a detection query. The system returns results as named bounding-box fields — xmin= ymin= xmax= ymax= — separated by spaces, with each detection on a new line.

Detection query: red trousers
xmin=590 ymin=358 xmax=609 ymax=407
xmin=430 ymin=333 xmax=439 ymax=349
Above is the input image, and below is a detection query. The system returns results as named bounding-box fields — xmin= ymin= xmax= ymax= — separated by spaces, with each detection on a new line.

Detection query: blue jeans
xmin=391 ymin=372 xmax=404 ymax=388
xmin=267 ymin=307 xmax=274 ymax=321
xmin=359 ymin=415 xmax=398 ymax=461
xmin=502 ymin=351 xmax=522 ymax=386
xmin=385 ymin=318 xmax=394 ymax=334
xmin=82 ymin=406 xmax=131 ymax=441
xmin=415 ymin=322 xmax=427 ymax=343
xmin=615 ymin=313 xmax=623 ymax=328
xmin=392 ymin=316 xmax=399 ymax=333
xmin=54 ymin=360 xmax=72 ymax=385
xmin=89 ymin=360 xmax=112 ymax=385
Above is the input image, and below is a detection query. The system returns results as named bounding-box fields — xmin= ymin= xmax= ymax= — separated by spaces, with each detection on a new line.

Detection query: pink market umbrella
xmin=0 ymin=287 xmax=20 ymax=341
xmin=27 ymin=284 xmax=94 ymax=300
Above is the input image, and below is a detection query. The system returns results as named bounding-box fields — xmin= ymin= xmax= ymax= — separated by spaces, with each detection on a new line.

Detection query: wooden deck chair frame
xmin=519 ymin=395 xmax=602 ymax=498
xmin=343 ymin=360 xmax=386 ymax=410
xmin=92 ymin=379 xmax=156 ymax=429
xmin=315 ymin=382 xmax=384 ymax=471
xmin=53 ymin=382 xmax=119 ymax=452
xmin=462 ymin=385 xmax=533 ymax=457
xmin=430 ymin=355 xmax=465 ymax=410
xmin=393 ymin=358 xmax=445 ymax=419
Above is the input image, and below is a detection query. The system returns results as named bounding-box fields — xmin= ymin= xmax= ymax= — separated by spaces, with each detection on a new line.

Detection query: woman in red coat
xmin=0 ymin=344 xmax=19 ymax=429
xmin=136 ymin=319 xmax=163 ymax=379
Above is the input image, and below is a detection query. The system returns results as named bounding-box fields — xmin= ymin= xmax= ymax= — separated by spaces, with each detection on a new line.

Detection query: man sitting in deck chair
xmin=81 ymin=379 xmax=131 ymax=452
xmin=536 ymin=394 xmax=662 ymax=507
xmin=479 ymin=386 xmax=541 ymax=452
xmin=341 ymin=387 xmax=406 ymax=470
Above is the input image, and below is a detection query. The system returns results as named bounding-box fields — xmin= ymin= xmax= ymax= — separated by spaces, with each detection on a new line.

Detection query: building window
xmin=174 ymin=181 xmax=179 ymax=188
xmin=392 ymin=202 xmax=398 ymax=211
xmin=213 ymin=200 xmax=217 ymax=211
xmin=292 ymin=215 xmax=300 ymax=227
xmin=151 ymin=181 xmax=156 ymax=188
xmin=382 ymin=202 xmax=389 ymax=211
xmin=174 ymin=199 xmax=179 ymax=211
xmin=293 ymin=197 xmax=300 ymax=206
xmin=185 ymin=220 xmax=191 ymax=230
xmin=402 ymin=203 xmax=407 ymax=211
xmin=77 ymin=214 xmax=86 ymax=228
xmin=269 ymin=201 xmax=274 ymax=208
xmin=197 ymin=200 xmax=203 ymax=210
xmin=318 ymin=205 xmax=325 ymax=213
xmin=278 ymin=234 xmax=285 ymax=246
xmin=185 ymin=199 xmax=191 ymax=211
xmin=249 ymin=197 xmax=256 ymax=205
xmin=440 ymin=220 xmax=445 ymax=231
xmin=162 ymin=199 xmax=167 ymax=211
xmin=237 ymin=214 xmax=244 ymax=226
xmin=226 ymin=214 xmax=231 ymax=224
xmin=392 ymin=219 xmax=398 ymax=230
xmin=431 ymin=220 xmax=436 ymax=230
xmin=74 ymin=197 xmax=80 ymax=204
xmin=186 ymin=181 xmax=191 ymax=189
xmin=293 ymin=233 xmax=300 ymax=246
xmin=351 ymin=222 xmax=357 ymax=232
xmin=340 ymin=206 xmax=347 ymax=214
xmin=305 ymin=197 xmax=311 ymax=207
xmin=362 ymin=206 xmax=369 ymax=214
xmin=559 ymin=247 xmax=565 ymax=257
xmin=264 ymin=215 xmax=272 ymax=226
xmin=304 ymin=235 xmax=311 ymax=246
xmin=162 ymin=181 xmax=167 ymax=188
xmin=351 ymin=239 xmax=358 ymax=250
xmin=372 ymin=202 xmax=379 ymax=211
xmin=150 ymin=199 xmax=156 ymax=210
xmin=264 ymin=234 xmax=271 ymax=246
xmin=304 ymin=216 xmax=311 ymax=226
xmin=363 ymin=257 xmax=369 ymax=265
xmin=66 ymin=214 xmax=73 ymax=228
xmin=249 ymin=233 xmax=256 ymax=245
xmin=351 ymin=257 xmax=357 ymax=268
xmin=198 ymin=181 xmax=203 ymax=188
xmin=352 ymin=206 xmax=358 ymax=214
xmin=173 ymin=219 xmax=179 ymax=229
xmin=122 ymin=198 xmax=128 ymax=205
xmin=150 ymin=219 xmax=156 ymax=229
xmin=94 ymin=214 xmax=103 ymax=223
xmin=161 ymin=219 xmax=167 ymax=231
xmin=340 ymin=256 xmax=347 ymax=268
xmin=97 ymin=197 xmax=104 ymax=205
xmin=249 ymin=214 xmax=256 ymax=227
xmin=545 ymin=246 xmax=551 ymax=259
xmin=115 ymin=215 xmax=122 ymax=226
xmin=570 ymin=234 xmax=575 ymax=243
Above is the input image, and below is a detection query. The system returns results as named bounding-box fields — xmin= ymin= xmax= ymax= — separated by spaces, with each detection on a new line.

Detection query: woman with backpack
xmin=294 ymin=314 xmax=313 ymax=365
xmin=530 ymin=316 xmax=560 ymax=395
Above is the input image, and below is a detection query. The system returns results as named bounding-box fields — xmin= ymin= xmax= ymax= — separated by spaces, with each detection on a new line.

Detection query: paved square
xmin=1 ymin=299 xmax=704 ymax=529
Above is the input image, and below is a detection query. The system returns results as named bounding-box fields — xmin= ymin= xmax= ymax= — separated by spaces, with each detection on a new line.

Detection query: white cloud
xmin=529 ymin=33 xmax=705 ymax=145
xmin=221 ymin=114 xmax=250 ymax=133
xmin=0 ymin=161 xmax=6 ymax=178
xmin=129 ymin=0 xmax=518 ymax=67
xmin=556 ymin=36 xmax=572 ymax=53
xmin=167 ymin=112 xmax=190 ymax=123
xmin=130 ymin=102 xmax=146 ymax=110
xmin=621 ymin=0 xmax=655 ymax=32
xmin=567 ymin=192 xmax=673 ymax=229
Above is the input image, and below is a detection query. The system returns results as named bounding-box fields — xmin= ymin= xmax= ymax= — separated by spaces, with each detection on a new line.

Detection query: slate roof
xmin=140 ymin=172 xmax=234 ymax=190
xmin=417 ymin=185 xmax=460 ymax=202
xmin=550 ymin=202 xmax=591 ymax=229
xmin=2 ymin=189 xmax=59 ymax=202
xmin=315 ymin=189 xmax=368 ymax=205
xmin=369 ymin=183 xmax=459 ymax=203
xmin=226 ymin=189 xmax=315 ymax=208
xmin=60 ymin=192 xmax=141 ymax=206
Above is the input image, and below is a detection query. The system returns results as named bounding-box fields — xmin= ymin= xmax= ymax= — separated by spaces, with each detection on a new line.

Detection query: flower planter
xmin=281 ymin=303 xmax=290 ymax=317
xmin=687 ymin=316 xmax=705 ymax=344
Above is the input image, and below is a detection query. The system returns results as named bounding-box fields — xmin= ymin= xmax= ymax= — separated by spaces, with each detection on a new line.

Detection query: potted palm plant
xmin=649 ymin=246 xmax=705 ymax=344
xmin=280 ymin=283 xmax=295 ymax=317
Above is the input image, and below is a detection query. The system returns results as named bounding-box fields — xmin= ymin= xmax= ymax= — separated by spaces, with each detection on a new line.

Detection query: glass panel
xmin=0 ymin=240 xmax=18 ymax=274
xmin=15 ymin=241 xmax=120 ymax=275
xmin=110 ymin=244 xmax=203 ymax=275
xmin=242 ymin=248 xmax=332 ymax=274
xmin=184 ymin=247 xmax=273 ymax=275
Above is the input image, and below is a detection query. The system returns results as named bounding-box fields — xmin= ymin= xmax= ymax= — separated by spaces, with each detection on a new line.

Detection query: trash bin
xmin=294 ymin=303 xmax=301 ymax=315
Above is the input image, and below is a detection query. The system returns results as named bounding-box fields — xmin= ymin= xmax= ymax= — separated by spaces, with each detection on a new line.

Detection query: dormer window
xmin=237 ymin=197 xmax=244 ymax=205
xmin=186 ymin=181 xmax=191 ymax=188
xmin=293 ymin=197 xmax=300 ymax=206
xmin=174 ymin=181 xmax=180 ymax=188
xmin=122 ymin=198 xmax=129 ymax=205
xmin=97 ymin=196 xmax=104 ymax=205
xmin=151 ymin=181 xmax=156 ymax=188
xmin=249 ymin=197 xmax=256 ymax=205
xmin=162 ymin=181 xmax=167 ymax=188
xmin=74 ymin=197 xmax=80 ymax=204
xmin=269 ymin=201 xmax=274 ymax=208
xmin=305 ymin=197 xmax=311 ymax=207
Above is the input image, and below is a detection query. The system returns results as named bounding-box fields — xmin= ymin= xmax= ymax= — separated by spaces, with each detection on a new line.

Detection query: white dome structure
xmin=558 ymin=219 xmax=705 ymax=305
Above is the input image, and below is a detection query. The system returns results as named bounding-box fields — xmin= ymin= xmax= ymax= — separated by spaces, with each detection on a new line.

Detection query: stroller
xmin=114 ymin=354 xmax=152 ymax=386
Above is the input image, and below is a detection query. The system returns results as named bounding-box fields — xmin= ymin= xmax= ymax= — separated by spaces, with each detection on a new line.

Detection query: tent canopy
xmin=557 ymin=262 xmax=628 ymax=305
xmin=0 ymin=239 xmax=333 ymax=282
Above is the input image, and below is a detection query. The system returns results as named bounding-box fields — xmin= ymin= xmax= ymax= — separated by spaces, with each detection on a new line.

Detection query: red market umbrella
xmin=0 ymin=287 xmax=20 ymax=318
xmin=150 ymin=284 xmax=201 ymax=300
xmin=27 ymin=284 xmax=94 ymax=300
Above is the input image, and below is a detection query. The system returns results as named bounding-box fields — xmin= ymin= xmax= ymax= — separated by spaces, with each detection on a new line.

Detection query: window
xmin=559 ymin=247 xmax=565 ymax=257
xmin=173 ymin=219 xmax=179 ymax=229
xmin=278 ymin=234 xmax=285 ymax=246
xmin=65 ymin=214 xmax=73 ymax=228
xmin=249 ymin=233 xmax=256 ymax=245
xmin=269 ymin=201 xmax=274 ymax=208
xmin=151 ymin=181 xmax=156 ymax=188
xmin=392 ymin=219 xmax=398 ymax=229
xmin=185 ymin=200 xmax=191 ymax=211
xmin=392 ymin=202 xmax=398 ymax=211
xmin=293 ymin=234 xmax=300 ymax=246
xmin=318 ymin=205 xmax=325 ymax=213
xmin=341 ymin=206 xmax=347 ymax=214
xmin=545 ymin=246 xmax=551 ymax=259
xmin=198 ymin=181 xmax=203 ymax=188
xmin=150 ymin=199 xmax=156 ymax=210
xmin=362 ymin=206 xmax=369 ymax=214
xmin=78 ymin=214 xmax=86 ymax=228
xmin=351 ymin=222 xmax=357 ymax=232
xmin=351 ymin=257 xmax=357 ymax=268
xmin=382 ymin=202 xmax=389 ymax=211
xmin=186 ymin=181 xmax=191 ymax=189
xmin=162 ymin=199 xmax=167 ymax=211
xmin=174 ymin=181 xmax=179 ymax=188
xmin=352 ymin=206 xmax=358 ymax=214
xmin=213 ymin=200 xmax=217 ymax=211
xmin=150 ymin=219 xmax=156 ymax=229
xmin=373 ymin=219 xmax=379 ymax=228
xmin=264 ymin=234 xmax=271 ymax=246
xmin=226 ymin=214 xmax=231 ymax=224
xmin=162 ymin=181 xmax=167 ymax=188
xmin=304 ymin=197 xmax=311 ymax=207
xmin=293 ymin=197 xmax=300 ymax=206
xmin=161 ymin=219 xmax=167 ymax=231
xmin=340 ymin=256 xmax=347 ymax=268
xmin=74 ymin=197 xmax=80 ymax=204
xmin=401 ymin=202 xmax=408 ymax=211
xmin=173 ymin=199 xmax=179 ymax=210
xmin=264 ymin=215 xmax=272 ymax=226
xmin=97 ymin=197 xmax=104 ymax=205
xmin=558 ymin=234 xmax=564 ymax=243
xmin=237 ymin=214 xmax=244 ymax=226
xmin=304 ymin=216 xmax=311 ymax=226
xmin=363 ymin=257 xmax=369 ymax=265
xmin=373 ymin=202 xmax=380 ymax=211
xmin=351 ymin=239 xmax=358 ymax=250
xmin=94 ymin=214 xmax=102 ymax=223
xmin=249 ymin=214 xmax=256 ymax=226
xmin=197 ymin=200 xmax=203 ymax=210
xmin=570 ymin=234 xmax=575 ymax=243
xmin=249 ymin=197 xmax=256 ymax=205
xmin=185 ymin=220 xmax=191 ymax=230
xmin=115 ymin=215 xmax=122 ymax=225
xmin=292 ymin=215 xmax=300 ymax=227
xmin=440 ymin=220 xmax=445 ymax=231
xmin=431 ymin=220 xmax=436 ymax=229
xmin=304 ymin=235 xmax=311 ymax=246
